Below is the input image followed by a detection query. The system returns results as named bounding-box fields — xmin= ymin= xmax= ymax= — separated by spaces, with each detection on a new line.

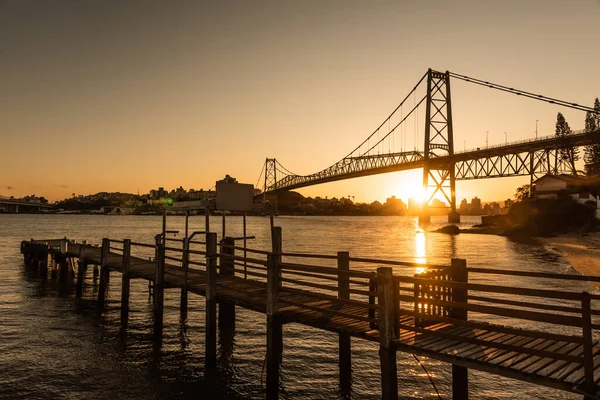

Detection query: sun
xmin=413 ymin=187 xmax=429 ymax=204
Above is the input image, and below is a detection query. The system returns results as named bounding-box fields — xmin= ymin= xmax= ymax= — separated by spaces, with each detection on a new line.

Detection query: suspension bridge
xmin=257 ymin=69 xmax=600 ymax=222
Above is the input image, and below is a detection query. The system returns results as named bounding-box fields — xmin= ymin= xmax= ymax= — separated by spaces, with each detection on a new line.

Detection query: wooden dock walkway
xmin=20 ymin=228 xmax=600 ymax=400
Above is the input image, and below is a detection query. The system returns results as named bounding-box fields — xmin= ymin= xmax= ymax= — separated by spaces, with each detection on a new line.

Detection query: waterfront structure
xmin=20 ymin=228 xmax=600 ymax=400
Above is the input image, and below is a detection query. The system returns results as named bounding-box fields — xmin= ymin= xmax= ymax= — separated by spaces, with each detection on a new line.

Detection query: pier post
xmin=377 ymin=267 xmax=398 ymax=400
xmin=266 ymin=251 xmax=282 ymax=400
xmin=582 ymin=292 xmax=595 ymax=400
xmin=337 ymin=251 xmax=352 ymax=393
xmin=121 ymin=239 xmax=131 ymax=329
xmin=205 ymin=232 xmax=218 ymax=371
xmin=153 ymin=235 xmax=165 ymax=342
xmin=39 ymin=245 xmax=50 ymax=276
xmin=218 ymin=239 xmax=236 ymax=376
xmin=76 ymin=245 xmax=87 ymax=298
xmin=98 ymin=238 xmax=110 ymax=308
xmin=51 ymin=255 xmax=58 ymax=279
xmin=59 ymin=239 xmax=69 ymax=282
xmin=219 ymin=237 xmax=236 ymax=348
xmin=180 ymin=236 xmax=189 ymax=320
xmin=368 ymin=273 xmax=377 ymax=330
xmin=450 ymin=258 xmax=468 ymax=400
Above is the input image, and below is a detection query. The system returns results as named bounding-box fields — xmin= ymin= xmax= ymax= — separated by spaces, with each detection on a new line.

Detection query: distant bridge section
xmin=263 ymin=129 xmax=600 ymax=194
xmin=0 ymin=198 xmax=55 ymax=213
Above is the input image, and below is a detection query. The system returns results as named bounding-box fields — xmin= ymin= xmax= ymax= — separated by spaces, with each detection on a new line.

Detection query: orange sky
xmin=1 ymin=1 xmax=599 ymax=204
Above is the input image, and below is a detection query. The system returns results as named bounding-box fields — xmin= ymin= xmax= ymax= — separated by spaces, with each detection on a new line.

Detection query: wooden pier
xmin=20 ymin=229 xmax=600 ymax=399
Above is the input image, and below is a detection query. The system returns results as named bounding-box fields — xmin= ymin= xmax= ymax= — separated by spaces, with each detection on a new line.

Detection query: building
xmin=533 ymin=174 xmax=584 ymax=199
xmin=471 ymin=197 xmax=482 ymax=214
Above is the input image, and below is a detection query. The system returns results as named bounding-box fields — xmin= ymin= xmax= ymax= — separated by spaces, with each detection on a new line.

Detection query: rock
xmin=434 ymin=225 xmax=460 ymax=235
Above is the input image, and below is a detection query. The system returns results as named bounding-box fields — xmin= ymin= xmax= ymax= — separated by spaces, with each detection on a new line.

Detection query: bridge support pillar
xmin=205 ymin=233 xmax=218 ymax=371
xmin=418 ymin=213 xmax=430 ymax=225
xmin=337 ymin=251 xmax=352 ymax=393
xmin=448 ymin=211 xmax=461 ymax=223
xmin=377 ymin=267 xmax=398 ymax=400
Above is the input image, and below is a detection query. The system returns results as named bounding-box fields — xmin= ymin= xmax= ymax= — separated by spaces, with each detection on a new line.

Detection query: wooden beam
xmin=205 ymin=232 xmax=218 ymax=370
xmin=378 ymin=267 xmax=398 ymax=400
xmin=121 ymin=239 xmax=131 ymax=329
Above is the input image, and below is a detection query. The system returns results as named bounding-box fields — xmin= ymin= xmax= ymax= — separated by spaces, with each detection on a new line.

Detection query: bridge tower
xmin=422 ymin=69 xmax=459 ymax=223
xmin=263 ymin=158 xmax=278 ymax=212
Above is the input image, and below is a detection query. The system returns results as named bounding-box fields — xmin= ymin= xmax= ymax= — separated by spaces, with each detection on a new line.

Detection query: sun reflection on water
xmin=414 ymin=224 xmax=427 ymax=267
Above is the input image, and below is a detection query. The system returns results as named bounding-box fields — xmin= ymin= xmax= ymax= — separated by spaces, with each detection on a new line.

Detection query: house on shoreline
xmin=533 ymin=174 xmax=600 ymax=217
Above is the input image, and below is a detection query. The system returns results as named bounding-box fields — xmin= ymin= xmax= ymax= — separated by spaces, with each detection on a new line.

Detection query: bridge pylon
xmin=263 ymin=158 xmax=278 ymax=212
xmin=422 ymin=69 xmax=459 ymax=223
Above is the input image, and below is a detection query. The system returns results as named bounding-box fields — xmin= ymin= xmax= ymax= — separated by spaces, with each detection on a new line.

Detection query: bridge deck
xmin=24 ymin=239 xmax=600 ymax=396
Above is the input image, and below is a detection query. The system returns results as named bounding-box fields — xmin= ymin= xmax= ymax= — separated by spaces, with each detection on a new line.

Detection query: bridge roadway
xmin=264 ymin=129 xmax=600 ymax=193
xmin=21 ymin=238 xmax=600 ymax=399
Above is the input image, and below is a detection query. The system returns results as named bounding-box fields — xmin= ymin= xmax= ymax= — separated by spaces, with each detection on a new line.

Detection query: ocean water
xmin=0 ymin=214 xmax=594 ymax=399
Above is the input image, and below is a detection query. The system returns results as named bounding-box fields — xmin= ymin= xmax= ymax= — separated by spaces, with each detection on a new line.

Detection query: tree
xmin=584 ymin=98 xmax=600 ymax=176
xmin=555 ymin=112 xmax=579 ymax=175
xmin=514 ymin=184 xmax=532 ymax=201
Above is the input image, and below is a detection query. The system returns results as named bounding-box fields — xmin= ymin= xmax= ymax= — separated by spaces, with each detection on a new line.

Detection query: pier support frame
xmin=377 ymin=267 xmax=398 ymax=400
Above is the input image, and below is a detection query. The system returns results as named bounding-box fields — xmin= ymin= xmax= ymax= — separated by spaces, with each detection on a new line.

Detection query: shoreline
xmin=537 ymin=233 xmax=600 ymax=284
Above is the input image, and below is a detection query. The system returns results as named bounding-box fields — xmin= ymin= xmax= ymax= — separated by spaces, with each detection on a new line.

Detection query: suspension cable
xmin=344 ymin=71 xmax=428 ymax=158
xmin=357 ymin=94 xmax=427 ymax=157
xmin=255 ymin=162 xmax=265 ymax=189
xmin=449 ymin=71 xmax=598 ymax=114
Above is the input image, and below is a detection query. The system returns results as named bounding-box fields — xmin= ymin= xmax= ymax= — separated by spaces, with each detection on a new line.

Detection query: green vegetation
xmin=555 ymin=112 xmax=579 ymax=175
xmin=504 ymin=197 xmax=596 ymax=236
xmin=584 ymin=98 xmax=600 ymax=176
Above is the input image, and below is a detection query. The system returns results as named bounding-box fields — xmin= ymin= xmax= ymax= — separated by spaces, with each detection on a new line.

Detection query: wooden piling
xmin=582 ymin=292 xmax=595 ymax=400
xmin=180 ymin=218 xmax=189 ymax=319
xmin=98 ymin=238 xmax=110 ymax=307
xmin=450 ymin=258 xmax=468 ymax=400
xmin=51 ymin=255 xmax=58 ymax=279
xmin=377 ymin=267 xmax=398 ymax=400
xmin=121 ymin=239 xmax=131 ymax=329
xmin=75 ymin=245 xmax=87 ymax=298
xmin=266 ymin=227 xmax=283 ymax=399
xmin=153 ymin=235 xmax=165 ymax=340
xmin=205 ymin=232 xmax=218 ymax=370
xmin=337 ymin=251 xmax=352 ymax=392
xmin=39 ymin=245 xmax=49 ymax=274
xmin=59 ymin=239 xmax=69 ymax=282
xmin=219 ymin=237 xmax=236 ymax=336
xmin=266 ymin=252 xmax=282 ymax=400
